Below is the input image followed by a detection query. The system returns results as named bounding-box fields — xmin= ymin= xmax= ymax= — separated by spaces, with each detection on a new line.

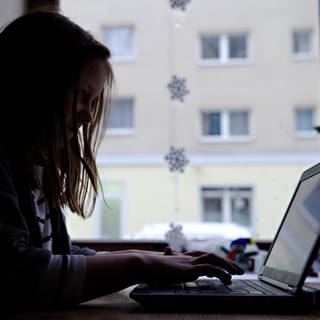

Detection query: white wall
xmin=0 ymin=0 xmax=24 ymax=30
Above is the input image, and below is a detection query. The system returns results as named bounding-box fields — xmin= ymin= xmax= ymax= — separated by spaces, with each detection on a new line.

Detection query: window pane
xmin=293 ymin=31 xmax=311 ymax=54
xmin=295 ymin=108 xmax=314 ymax=132
xmin=202 ymin=112 xmax=221 ymax=135
xmin=201 ymin=35 xmax=220 ymax=59
xmin=229 ymin=111 xmax=249 ymax=135
xmin=102 ymin=26 xmax=134 ymax=60
xmin=101 ymin=198 xmax=121 ymax=239
xmin=202 ymin=187 xmax=252 ymax=226
xmin=108 ymin=98 xmax=134 ymax=129
xmin=229 ymin=34 xmax=247 ymax=58
xmin=61 ymin=0 xmax=319 ymax=243
xmin=203 ymin=197 xmax=223 ymax=222
xmin=231 ymin=197 xmax=250 ymax=226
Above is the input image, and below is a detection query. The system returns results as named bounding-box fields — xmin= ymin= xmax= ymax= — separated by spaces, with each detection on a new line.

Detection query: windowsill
xmin=291 ymin=54 xmax=315 ymax=61
xmin=197 ymin=59 xmax=252 ymax=67
xmin=72 ymin=239 xmax=272 ymax=253
xmin=72 ymin=239 xmax=168 ymax=252
xmin=294 ymin=132 xmax=318 ymax=139
xmin=198 ymin=136 xmax=254 ymax=143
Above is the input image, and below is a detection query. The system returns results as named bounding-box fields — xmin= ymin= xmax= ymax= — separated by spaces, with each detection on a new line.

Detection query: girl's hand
xmin=139 ymin=246 xmax=245 ymax=285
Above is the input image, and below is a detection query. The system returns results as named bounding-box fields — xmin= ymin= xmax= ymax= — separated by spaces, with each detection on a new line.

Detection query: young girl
xmin=0 ymin=10 xmax=243 ymax=310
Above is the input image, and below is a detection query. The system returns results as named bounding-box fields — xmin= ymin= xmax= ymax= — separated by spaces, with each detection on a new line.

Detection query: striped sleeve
xmin=36 ymin=254 xmax=86 ymax=307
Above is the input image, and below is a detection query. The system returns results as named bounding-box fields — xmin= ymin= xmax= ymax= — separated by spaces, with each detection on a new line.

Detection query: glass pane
xmin=60 ymin=0 xmax=320 ymax=242
xmin=202 ymin=112 xmax=221 ymax=135
xmin=293 ymin=31 xmax=311 ymax=54
xmin=296 ymin=108 xmax=314 ymax=131
xmin=229 ymin=111 xmax=249 ymax=135
xmin=102 ymin=26 xmax=134 ymax=59
xmin=101 ymin=198 xmax=121 ymax=239
xmin=231 ymin=197 xmax=250 ymax=226
xmin=108 ymin=98 xmax=133 ymax=128
xmin=201 ymin=35 xmax=220 ymax=59
xmin=203 ymin=197 xmax=223 ymax=222
xmin=229 ymin=34 xmax=247 ymax=58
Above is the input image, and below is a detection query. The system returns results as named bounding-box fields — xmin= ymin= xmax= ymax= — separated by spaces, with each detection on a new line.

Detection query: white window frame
xmin=101 ymin=26 xmax=136 ymax=63
xmin=292 ymin=29 xmax=314 ymax=61
xmin=294 ymin=106 xmax=317 ymax=138
xmin=94 ymin=182 xmax=127 ymax=239
xmin=199 ymin=109 xmax=253 ymax=143
xmin=200 ymin=186 xmax=254 ymax=229
xmin=107 ymin=97 xmax=135 ymax=136
xmin=198 ymin=32 xmax=250 ymax=66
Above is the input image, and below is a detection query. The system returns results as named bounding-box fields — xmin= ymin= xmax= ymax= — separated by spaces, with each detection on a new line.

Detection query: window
xmin=295 ymin=107 xmax=316 ymax=137
xmin=60 ymin=0 xmax=320 ymax=243
xmin=98 ymin=183 xmax=126 ymax=239
xmin=100 ymin=198 xmax=121 ymax=239
xmin=229 ymin=34 xmax=247 ymax=58
xmin=292 ymin=30 xmax=313 ymax=59
xmin=201 ymin=110 xmax=251 ymax=141
xmin=101 ymin=26 xmax=134 ymax=62
xmin=199 ymin=33 xmax=249 ymax=64
xmin=201 ymin=187 xmax=253 ymax=227
xmin=107 ymin=98 xmax=134 ymax=135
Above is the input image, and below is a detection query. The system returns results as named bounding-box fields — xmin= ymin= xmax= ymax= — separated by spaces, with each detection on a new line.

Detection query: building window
xmin=201 ymin=110 xmax=250 ymax=141
xmin=201 ymin=187 xmax=253 ymax=227
xmin=229 ymin=34 xmax=247 ymax=59
xmin=295 ymin=107 xmax=316 ymax=137
xmin=199 ymin=33 xmax=249 ymax=64
xmin=101 ymin=26 xmax=134 ymax=62
xmin=292 ymin=30 xmax=313 ymax=59
xmin=107 ymin=98 xmax=134 ymax=134
xmin=98 ymin=183 xmax=125 ymax=239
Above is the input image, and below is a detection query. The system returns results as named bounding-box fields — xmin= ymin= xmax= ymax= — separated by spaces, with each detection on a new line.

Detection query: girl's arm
xmin=80 ymin=249 xmax=244 ymax=303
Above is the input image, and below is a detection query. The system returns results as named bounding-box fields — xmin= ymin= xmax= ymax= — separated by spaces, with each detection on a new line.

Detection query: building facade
xmin=60 ymin=0 xmax=320 ymax=241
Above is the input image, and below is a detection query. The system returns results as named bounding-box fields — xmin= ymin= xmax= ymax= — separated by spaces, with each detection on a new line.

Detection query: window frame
xmin=200 ymin=185 xmax=254 ymax=229
xmin=101 ymin=25 xmax=136 ymax=63
xmin=197 ymin=32 xmax=251 ymax=66
xmin=199 ymin=108 xmax=253 ymax=143
xmin=94 ymin=182 xmax=127 ymax=239
xmin=291 ymin=29 xmax=314 ymax=61
xmin=294 ymin=106 xmax=317 ymax=138
xmin=107 ymin=97 xmax=136 ymax=136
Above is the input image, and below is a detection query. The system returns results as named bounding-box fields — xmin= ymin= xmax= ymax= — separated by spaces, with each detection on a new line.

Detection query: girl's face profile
xmin=65 ymin=58 xmax=108 ymax=140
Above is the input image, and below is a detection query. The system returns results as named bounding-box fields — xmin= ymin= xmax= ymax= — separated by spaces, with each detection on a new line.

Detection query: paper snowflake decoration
xmin=167 ymin=75 xmax=190 ymax=102
xmin=169 ymin=0 xmax=191 ymax=11
xmin=164 ymin=223 xmax=187 ymax=252
xmin=164 ymin=146 xmax=189 ymax=173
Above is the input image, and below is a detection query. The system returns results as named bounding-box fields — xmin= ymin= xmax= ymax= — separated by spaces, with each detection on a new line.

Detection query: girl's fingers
xmin=193 ymin=264 xmax=232 ymax=285
xmin=194 ymin=253 xmax=244 ymax=275
xmin=183 ymin=251 xmax=245 ymax=275
xmin=164 ymin=247 xmax=244 ymax=282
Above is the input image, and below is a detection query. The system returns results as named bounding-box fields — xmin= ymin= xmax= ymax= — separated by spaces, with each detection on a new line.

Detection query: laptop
xmin=130 ymin=162 xmax=320 ymax=312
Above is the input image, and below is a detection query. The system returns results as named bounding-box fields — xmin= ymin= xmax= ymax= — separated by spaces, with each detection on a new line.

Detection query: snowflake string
xmin=167 ymin=75 xmax=190 ymax=102
xmin=164 ymin=146 xmax=189 ymax=173
xmin=169 ymin=0 xmax=191 ymax=11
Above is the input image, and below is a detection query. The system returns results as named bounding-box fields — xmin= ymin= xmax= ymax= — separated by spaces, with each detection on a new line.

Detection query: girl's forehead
xmin=80 ymin=59 xmax=108 ymax=94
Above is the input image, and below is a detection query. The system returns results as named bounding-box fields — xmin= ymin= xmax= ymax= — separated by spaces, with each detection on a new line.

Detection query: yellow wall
xmin=67 ymin=161 xmax=315 ymax=241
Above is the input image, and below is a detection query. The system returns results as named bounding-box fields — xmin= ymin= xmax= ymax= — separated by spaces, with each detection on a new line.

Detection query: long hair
xmin=0 ymin=10 xmax=113 ymax=218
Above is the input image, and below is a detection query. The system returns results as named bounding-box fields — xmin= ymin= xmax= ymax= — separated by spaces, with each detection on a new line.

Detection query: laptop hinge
xmin=260 ymin=275 xmax=297 ymax=294
xmin=286 ymin=286 xmax=295 ymax=294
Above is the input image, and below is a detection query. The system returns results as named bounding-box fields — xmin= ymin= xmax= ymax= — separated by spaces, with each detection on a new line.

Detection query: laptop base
xmin=130 ymin=283 xmax=317 ymax=314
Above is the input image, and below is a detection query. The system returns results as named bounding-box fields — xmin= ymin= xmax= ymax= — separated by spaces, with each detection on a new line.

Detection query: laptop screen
xmin=262 ymin=169 xmax=320 ymax=288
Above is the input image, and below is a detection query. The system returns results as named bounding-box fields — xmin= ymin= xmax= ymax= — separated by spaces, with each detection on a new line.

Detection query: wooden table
xmin=2 ymin=285 xmax=320 ymax=320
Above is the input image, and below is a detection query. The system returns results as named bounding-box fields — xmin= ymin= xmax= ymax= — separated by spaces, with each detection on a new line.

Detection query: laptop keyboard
xmin=183 ymin=279 xmax=285 ymax=295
